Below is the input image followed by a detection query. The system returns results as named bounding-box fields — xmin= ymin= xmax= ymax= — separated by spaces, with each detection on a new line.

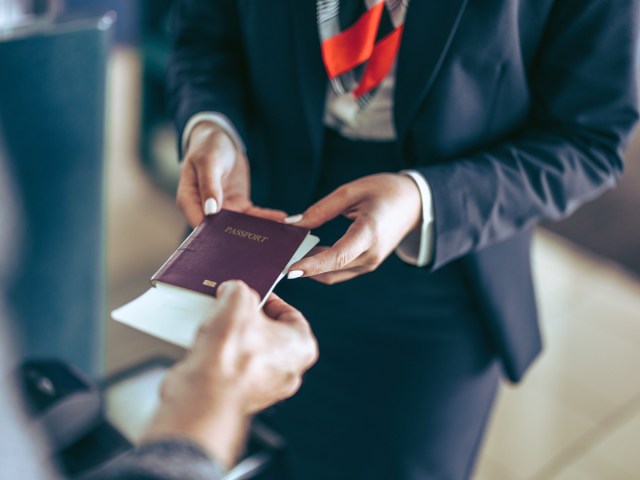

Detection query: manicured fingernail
xmin=284 ymin=214 xmax=303 ymax=224
xmin=287 ymin=270 xmax=304 ymax=280
xmin=204 ymin=197 xmax=218 ymax=215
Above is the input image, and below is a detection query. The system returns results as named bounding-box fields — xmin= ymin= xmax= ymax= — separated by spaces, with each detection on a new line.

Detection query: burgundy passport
xmin=152 ymin=209 xmax=310 ymax=298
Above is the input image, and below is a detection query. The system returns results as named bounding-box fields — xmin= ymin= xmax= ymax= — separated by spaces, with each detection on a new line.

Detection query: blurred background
xmin=1 ymin=1 xmax=639 ymax=479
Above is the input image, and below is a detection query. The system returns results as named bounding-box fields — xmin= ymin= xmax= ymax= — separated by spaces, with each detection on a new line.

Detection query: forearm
xmin=421 ymin=0 xmax=639 ymax=270
xmin=167 ymin=0 xmax=251 ymax=157
xmin=421 ymin=122 xmax=632 ymax=269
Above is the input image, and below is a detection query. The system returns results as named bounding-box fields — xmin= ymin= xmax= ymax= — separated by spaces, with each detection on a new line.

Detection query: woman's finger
xmin=245 ymin=205 xmax=290 ymax=221
xmin=288 ymin=215 xmax=374 ymax=278
xmin=176 ymin=163 xmax=206 ymax=228
xmin=196 ymin=155 xmax=225 ymax=216
xmin=284 ymin=183 xmax=357 ymax=229
xmin=310 ymin=266 xmax=369 ymax=285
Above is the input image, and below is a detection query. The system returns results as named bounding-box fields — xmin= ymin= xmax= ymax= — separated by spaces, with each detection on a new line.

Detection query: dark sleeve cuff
xmin=83 ymin=438 xmax=225 ymax=480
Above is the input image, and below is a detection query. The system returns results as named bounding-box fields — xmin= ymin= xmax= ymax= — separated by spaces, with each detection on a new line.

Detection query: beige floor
xmin=105 ymin=50 xmax=640 ymax=479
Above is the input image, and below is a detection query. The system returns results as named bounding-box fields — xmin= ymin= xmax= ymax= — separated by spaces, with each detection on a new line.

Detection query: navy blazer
xmin=167 ymin=0 xmax=639 ymax=382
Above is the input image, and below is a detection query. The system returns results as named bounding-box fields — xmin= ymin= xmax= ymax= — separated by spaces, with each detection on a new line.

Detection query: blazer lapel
xmin=394 ymin=0 xmax=469 ymax=147
xmin=288 ymin=0 xmax=328 ymax=160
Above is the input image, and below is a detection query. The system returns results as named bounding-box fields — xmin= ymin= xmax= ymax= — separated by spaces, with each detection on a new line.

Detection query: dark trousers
xmin=258 ymin=130 xmax=500 ymax=480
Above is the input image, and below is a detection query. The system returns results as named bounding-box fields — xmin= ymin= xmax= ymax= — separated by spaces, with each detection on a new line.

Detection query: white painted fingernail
xmin=287 ymin=270 xmax=304 ymax=280
xmin=204 ymin=197 xmax=219 ymax=215
xmin=284 ymin=214 xmax=304 ymax=224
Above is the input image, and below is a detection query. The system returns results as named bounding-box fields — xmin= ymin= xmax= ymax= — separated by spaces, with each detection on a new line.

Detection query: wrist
xmin=396 ymin=173 xmax=422 ymax=232
xmin=186 ymin=121 xmax=236 ymax=158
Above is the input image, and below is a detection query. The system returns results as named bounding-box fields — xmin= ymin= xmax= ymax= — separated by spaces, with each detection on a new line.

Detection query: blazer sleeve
xmin=81 ymin=439 xmax=225 ymax=480
xmin=167 ymin=0 xmax=251 ymax=158
xmin=420 ymin=0 xmax=640 ymax=270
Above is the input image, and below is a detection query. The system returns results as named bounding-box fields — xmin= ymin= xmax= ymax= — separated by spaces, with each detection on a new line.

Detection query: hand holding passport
xmin=112 ymin=210 xmax=319 ymax=347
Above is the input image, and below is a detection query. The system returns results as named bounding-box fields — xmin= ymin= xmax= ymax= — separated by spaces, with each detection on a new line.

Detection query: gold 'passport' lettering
xmin=224 ymin=226 xmax=269 ymax=243
xmin=202 ymin=280 xmax=218 ymax=288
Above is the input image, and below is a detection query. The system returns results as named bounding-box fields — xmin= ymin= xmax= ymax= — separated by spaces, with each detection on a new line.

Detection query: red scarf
xmin=318 ymin=0 xmax=410 ymax=107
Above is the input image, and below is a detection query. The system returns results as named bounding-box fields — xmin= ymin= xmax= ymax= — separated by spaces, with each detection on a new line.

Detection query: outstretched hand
xmin=177 ymin=121 xmax=287 ymax=227
xmin=285 ymin=173 xmax=422 ymax=284
xmin=142 ymin=282 xmax=318 ymax=468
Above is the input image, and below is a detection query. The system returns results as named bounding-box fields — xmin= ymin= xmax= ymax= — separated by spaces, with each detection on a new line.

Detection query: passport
xmin=152 ymin=209 xmax=314 ymax=298
xmin=111 ymin=210 xmax=319 ymax=347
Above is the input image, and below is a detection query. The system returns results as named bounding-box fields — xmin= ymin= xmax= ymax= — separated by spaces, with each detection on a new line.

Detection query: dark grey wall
xmin=0 ymin=19 xmax=112 ymax=375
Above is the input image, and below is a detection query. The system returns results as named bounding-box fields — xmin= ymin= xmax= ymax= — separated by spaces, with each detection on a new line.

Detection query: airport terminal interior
xmin=2 ymin=2 xmax=640 ymax=479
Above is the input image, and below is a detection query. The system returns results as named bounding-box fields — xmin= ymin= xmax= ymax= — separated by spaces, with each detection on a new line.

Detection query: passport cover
xmin=151 ymin=209 xmax=311 ymax=299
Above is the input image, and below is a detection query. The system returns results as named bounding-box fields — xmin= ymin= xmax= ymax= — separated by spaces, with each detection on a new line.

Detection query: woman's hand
xmin=177 ymin=121 xmax=287 ymax=227
xmin=286 ymin=173 xmax=422 ymax=284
